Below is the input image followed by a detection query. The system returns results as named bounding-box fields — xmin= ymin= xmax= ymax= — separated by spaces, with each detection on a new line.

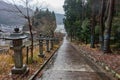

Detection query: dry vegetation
xmin=0 ymin=43 xmax=59 ymax=80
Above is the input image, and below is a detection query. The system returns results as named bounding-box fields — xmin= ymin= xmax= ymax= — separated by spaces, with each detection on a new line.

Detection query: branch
xmin=12 ymin=0 xmax=28 ymax=19
xmin=26 ymin=0 xmax=30 ymax=19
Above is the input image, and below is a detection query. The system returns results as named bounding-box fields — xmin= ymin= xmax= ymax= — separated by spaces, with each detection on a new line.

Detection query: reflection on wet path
xmin=37 ymin=36 xmax=112 ymax=80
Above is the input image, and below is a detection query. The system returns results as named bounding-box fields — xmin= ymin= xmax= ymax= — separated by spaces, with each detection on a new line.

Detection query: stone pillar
xmin=46 ymin=36 xmax=50 ymax=52
xmin=13 ymin=39 xmax=23 ymax=68
xmin=38 ymin=38 xmax=44 ymax=58
xmin=11 ymin=39 xmax=27 ymax=74
xmin=50 ymin=37 xmax=54 ymax=50
xmin=55 ymin=37 xmax=59 ymax=44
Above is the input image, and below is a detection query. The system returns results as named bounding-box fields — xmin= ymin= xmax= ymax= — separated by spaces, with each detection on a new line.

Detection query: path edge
xmin=28 ymin=46 xmax=61 ymax=80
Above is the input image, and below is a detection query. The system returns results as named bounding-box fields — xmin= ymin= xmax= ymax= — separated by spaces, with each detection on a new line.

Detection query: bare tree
xmin=45 ymin=19 xmax=56 ymax=37
xmin=11 ymin=0 xmax=34 ymax=61
xmin=1 ymin=0 xmax=45 ymax=62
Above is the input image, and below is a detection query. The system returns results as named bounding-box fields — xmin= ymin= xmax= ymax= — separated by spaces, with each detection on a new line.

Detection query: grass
xmin=0 ymin=44 xmax=59 ymax=80
xmin=0 ymin=49 xmax=14 ymax=74
xmin=0 ymin=55 xmax=13 ymax=74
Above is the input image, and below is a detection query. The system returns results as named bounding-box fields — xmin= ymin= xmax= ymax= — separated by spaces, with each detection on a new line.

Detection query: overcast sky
xmin=2 ymin=0 xmax=65 ymax=14
xmin=42 ymin=0 xmax=65 ymax=14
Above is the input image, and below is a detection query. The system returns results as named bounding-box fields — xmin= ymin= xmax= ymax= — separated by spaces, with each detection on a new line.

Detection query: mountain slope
xmin=0 ymin=1 xmax=33 ymax=25
xmin=0 ymin=1 xmax=65 ymax=25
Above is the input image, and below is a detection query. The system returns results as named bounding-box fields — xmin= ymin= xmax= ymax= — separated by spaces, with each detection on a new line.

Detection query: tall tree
xmin=104 ymin=0 xmax=115 ymax=53
xmin=90 ymin=0 xmax=96 ymax=48
xmin=99 ymin=0 xmax=106 ymax=50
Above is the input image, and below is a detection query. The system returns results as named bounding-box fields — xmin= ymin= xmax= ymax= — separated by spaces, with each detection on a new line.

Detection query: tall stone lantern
xmin=46 ymin=36 xmax=50 ymax=52
xmin=38 ymin=33 xmax=45 ymax=58
xmin=50 ymin=36 xmax=54 ymax=50
xmin=5 ymin=28 xmax=28 ymax=74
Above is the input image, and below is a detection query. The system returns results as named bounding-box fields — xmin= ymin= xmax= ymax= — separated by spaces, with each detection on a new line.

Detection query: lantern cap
xmin=14 ymin=28 xmax=20 ymax=33
xmin=4 ymin=28 xmax=27 ymax=40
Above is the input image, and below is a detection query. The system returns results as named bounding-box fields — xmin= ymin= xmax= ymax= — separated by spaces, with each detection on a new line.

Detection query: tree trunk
xmin=104 ymin=0 xmax=115 ymax=53
xmin=90 ymin=15 xmax=96 ymax=48
xmin=70 ymin=32 xmax=72 ymax=42
xmin=70 ymin=28 xmax=73 ymax=42
xmin=90 ymin=0 xmax=96 ymax=48
xmin=28 ymin=18 xmax=34 ymax=61
xmin=99 ymin=0 xmax=105 ymax=50
xmin=26 ymin=0 xmax=34 ymax=61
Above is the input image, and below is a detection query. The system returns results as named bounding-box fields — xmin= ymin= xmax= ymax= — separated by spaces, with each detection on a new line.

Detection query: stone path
xmin=36 ymin=36 xmax=114 ymax=80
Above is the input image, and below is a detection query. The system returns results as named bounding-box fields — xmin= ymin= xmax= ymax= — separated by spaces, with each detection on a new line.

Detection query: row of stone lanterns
xmin=4 ymin=28 xmax=58 ymax=75
xmin=38 ymin=33 xmax=55 ymax=58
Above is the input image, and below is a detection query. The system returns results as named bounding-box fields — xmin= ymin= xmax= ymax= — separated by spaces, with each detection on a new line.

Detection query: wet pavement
xmin=36 ymin=36 xmax=114 ymax=80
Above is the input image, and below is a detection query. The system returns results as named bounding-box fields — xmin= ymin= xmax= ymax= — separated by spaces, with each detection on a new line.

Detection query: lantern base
xmin=50 ymin=48 xmax=53 ymax=50
xmin=11 ymin=64 xmax=27 ymax=74
xmin=47 ymin=50 xmax=50 ymax=52
xmin=38 ymin=53 xmax=45 ymax=58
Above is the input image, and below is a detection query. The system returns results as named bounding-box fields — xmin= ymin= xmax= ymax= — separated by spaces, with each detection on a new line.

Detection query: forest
xmin=63 ymin=0 xmax=120 ymax=53
xmin=23 ymin=8 xmax=56 ymax=36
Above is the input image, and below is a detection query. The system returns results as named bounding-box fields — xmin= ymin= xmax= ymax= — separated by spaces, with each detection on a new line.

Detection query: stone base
xmin=11 ymin=64 xmax=27 ymax=74
xmin=50 ymin=48 xmax=53 ymax=50
xmin=47 ymin=50 xmax=50 ymax=52
xmin=38 ymin=53 xmax=45 ymax=58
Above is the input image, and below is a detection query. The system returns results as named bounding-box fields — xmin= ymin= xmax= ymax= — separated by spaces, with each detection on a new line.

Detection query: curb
xmin=29 ymin=46 xmax=60 ymax=80
xmin=80 ymin=48 xmax=119 ymax=80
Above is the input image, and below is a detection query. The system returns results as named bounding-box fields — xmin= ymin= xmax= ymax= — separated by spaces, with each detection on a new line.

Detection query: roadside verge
xmin=71 ymin=43 xmax=117 ymax=80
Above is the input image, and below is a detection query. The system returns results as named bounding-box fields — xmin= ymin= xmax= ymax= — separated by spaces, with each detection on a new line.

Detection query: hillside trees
xmin=63 ymin=0 xmax=83 ymax=41
xmin=32 ymin=8 xmax=56 ymax=36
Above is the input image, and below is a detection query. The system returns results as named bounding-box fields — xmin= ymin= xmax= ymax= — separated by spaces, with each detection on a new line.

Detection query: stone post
xmin=46 ymin=36 xmax=50 ymax=52
xmin=50 ymin=37 xmax=54 ymax=50
xmin=38 ymin=33 xmax=44 ymax=58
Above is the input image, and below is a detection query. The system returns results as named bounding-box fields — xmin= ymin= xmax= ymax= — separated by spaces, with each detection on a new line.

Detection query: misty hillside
xmin=0 ymin=1 xmax=33 ymax=25
xmin=55 ymin=13 xmax=65 ymax=25
xmin=0 ymin=1 xmax=64 ymax=25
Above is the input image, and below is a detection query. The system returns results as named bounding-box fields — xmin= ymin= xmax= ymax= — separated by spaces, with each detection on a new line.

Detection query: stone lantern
xmin=50 ymin=36 xmax=54 ymax=50
xmin=55 ymin=37 xmax=59 ymax=44
xmin=38 ymin=33 xmax=45 ymax=58
xmin=46 ymin=36 xmax=50 ymax=52
xmin=5 ymin=28 xmax=28 ymax=74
